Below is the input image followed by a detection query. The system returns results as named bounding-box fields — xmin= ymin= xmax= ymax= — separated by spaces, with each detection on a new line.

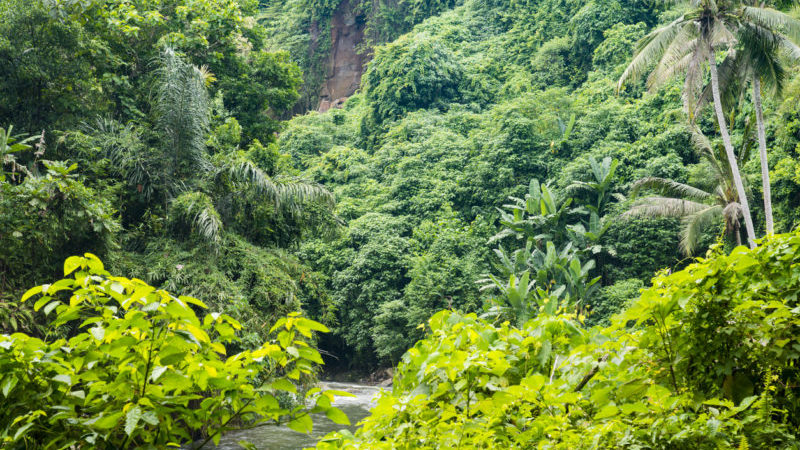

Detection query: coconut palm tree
xmin=618 ymin=0 xmax=759 ymax=248
xmin=694 ymin=2 xmax=800 ymax=236
xmin=624 ymin=128 xmax=753 ymax=255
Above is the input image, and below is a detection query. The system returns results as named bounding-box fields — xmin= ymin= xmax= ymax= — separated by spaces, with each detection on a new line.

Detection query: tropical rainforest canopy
xmin=2 ymin=0 xmax=800 ymax=448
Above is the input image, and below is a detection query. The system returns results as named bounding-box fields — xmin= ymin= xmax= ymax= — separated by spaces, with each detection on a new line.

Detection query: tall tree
xmin=625 ymin=129 xmax=753 ymax=255
xmin=737 ymin=3 xmax=800 ymax=235
xmin=618 ymin=0 xmax=759 ymax=248
xmin=694 ymin=2 xmax=800 ymax=236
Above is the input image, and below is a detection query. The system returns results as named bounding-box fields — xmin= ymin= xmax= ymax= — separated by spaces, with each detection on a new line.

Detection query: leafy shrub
xmin=318 ymin=231 xmax=800 ymax=448
xmin=585 ymin=277 xmax=642 ymax=326
xmin=0 ymin=254 xmax=348 ymax=448
xmin=0 ymin=156 xmax=119 ymax=300
xmin=362 ymin=33 xmax=462 ymax=127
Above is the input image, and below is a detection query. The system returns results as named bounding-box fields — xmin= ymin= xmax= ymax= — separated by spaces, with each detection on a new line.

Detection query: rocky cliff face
xmin=317 ymin=0 xmax=366 ymax=112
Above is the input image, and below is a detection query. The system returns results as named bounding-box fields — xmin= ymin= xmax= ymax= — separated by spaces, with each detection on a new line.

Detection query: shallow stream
xmin=211 ymin=382 xmax=380 ymax=450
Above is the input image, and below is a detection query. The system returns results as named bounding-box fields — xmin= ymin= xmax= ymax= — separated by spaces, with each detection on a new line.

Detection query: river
xmin=210 ymin=382 xmax=381 ymax=449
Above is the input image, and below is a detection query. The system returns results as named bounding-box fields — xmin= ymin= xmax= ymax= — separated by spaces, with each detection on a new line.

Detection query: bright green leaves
xmin=593 ymin=404 xmax=618 ymax=420
xmin=287 ymin=412 xmax=313 ymax=433
xmin=318 ymin=232 xmax=800 ymax=448
xmin=3 ymin=255 xmax=342 ymax=447
xmin=325 ymin=407 xmax=351 ymax=426
xmin=124 ymin=405 xmax=142 ymax=436
xmin=63 ymin=253 xmax=104 ymax=276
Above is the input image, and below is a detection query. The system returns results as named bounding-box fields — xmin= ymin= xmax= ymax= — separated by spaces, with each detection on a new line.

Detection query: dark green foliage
xmin=0 ymin=138 xmax=119 ymax=303
xmin=361 ymin=34 xmax=463 ymax=127
xmin=0 ymin=1 xmax=104 ymax=131
xmin=218 ymin=50 xmax=302 ymax=143
xmin=602 ymin=217 xmax=684 ymax=283
xmin=585 ymin=277 xmax=642 ymax=326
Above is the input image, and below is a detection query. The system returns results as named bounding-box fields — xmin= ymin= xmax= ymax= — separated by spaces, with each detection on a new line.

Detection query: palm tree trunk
xmin=708 ymin=54 xmax=757 ymax=248
xmin=752 ymin=76 xmax=774 ymax=235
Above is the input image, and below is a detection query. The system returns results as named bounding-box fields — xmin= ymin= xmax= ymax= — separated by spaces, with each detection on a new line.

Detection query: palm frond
xmin=741 ymin=6 xmax=800 ymax=44
xmin=215 ymin=152 xmax=335 ymax=212
xmin=154 ymin=48 xmax=210 ymax=175
xmin=648 ymin=23 xmax=699 ymax=90
xmin=694 ymin=50 xmax=744 ymax=117
xmin=630 ymin=177 xmax=712 ymax=200
xmin=619 ymin=17 xmax=690 ymax=91
xmin=170 ymin=191 xmax=222 ymax=248
xmin=88 ymin=118 xmax=158 ymax=199
xmin=680 ymin=204 xmax=723 ymax=255
xmin=624 ymin=197 xmax=710 ymax=219
xmin=649 ymin=44 xmax=696 ymax=92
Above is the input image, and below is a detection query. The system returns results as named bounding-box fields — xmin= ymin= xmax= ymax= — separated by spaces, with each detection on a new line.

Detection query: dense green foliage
xmin=1 ymin=254 xmax=348 ymax=447
xmin=273 ymin=0 xmax=747 ymax=367
xmin=0 ymin=0 xmax=336 ymax=346
xmin=318 ymin=231 xmax=800 ymax=448
xmin=5 ymin=0 xmax=800 ymax=447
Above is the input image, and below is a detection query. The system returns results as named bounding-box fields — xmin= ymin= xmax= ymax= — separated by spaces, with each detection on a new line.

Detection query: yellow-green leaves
xmin=3 ymin=255 xmax=344 ymax=447
xmin=318 ymin=232 xmax=800 ymax=448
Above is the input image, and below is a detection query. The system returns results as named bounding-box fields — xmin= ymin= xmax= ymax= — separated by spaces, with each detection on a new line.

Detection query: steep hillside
xmin=271 ymin=0 xmax=800 ymax=369
xmin=259 ymin=0 xmax=459 ymax=111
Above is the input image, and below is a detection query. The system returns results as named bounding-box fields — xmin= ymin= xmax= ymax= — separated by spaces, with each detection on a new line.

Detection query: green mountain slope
xmin=270 ymin=0 xmax=800 ymax=368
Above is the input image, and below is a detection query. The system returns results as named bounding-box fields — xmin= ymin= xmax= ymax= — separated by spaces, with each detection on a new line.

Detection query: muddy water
xmin=211 ymin=382 xmax=381 ymax=450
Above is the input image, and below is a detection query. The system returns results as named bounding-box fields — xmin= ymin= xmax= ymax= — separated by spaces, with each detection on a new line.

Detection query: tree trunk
xmin=752 ymin=77 xmax=774 ymax=235
xmin=709 ymin=54 xmax=757 ymax=248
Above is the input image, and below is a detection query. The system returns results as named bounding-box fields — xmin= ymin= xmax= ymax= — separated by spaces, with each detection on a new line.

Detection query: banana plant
xmin=492 ymin=179 xmax=576 ymax=245
xmin=481 ymin=241 xmax=600 ymax=324
xmin=567 ymin=156 xmax=624 ymax=216
xmin=1 ymin=125 xmax=38 ymax=181
xmin=566 ymin=211 xmax=616 ymax=257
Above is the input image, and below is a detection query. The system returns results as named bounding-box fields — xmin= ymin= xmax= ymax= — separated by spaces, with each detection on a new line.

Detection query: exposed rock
xmin=317 ymin=0 xmax=366 ymax=112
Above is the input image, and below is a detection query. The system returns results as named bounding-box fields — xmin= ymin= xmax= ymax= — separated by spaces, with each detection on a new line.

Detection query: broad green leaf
xmin=53 ymin=374 xmax=71 ymax=385
xmin=287 ymin=413 xmax=313 ymax=434
xmin=125 ymin=406 xmax=142 ymax=436
xmin=151 ymin=366 xmax=168 ymax=382
xmin=272 ymin=378 xmax=297 ymax=394
xmin=90 ymin=326 xmax=105 ymax=341
xmin=63 ymin=256 xmax=83 ymax=276
xmin=325 ymin=407 xmax=350 ymax=425
xmin=594 ymin=404 xmax=618 ymax=420
xmin=1 ymin=376 xmax=18 ymax=397
xmin=21 ymin=285 xmax=43 ymax=302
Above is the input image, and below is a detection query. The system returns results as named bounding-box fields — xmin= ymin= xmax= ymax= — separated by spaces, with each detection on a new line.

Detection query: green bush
xmin=585 ymin=277 xmax=642 ymax=326
xmin=0 ymin=254 xmax=348 ymax=448
xmin=362 ymin=33 xmax=462 ymax=127
xmin=317 ymin=231 xmax=800 ymax=448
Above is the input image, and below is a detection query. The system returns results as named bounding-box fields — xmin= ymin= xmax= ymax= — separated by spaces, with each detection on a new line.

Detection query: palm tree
xmin=694 ymin=2 xmax=800 ymax=236
xmin=94 ymin=49 xmax=335 ymax=249
xmin=624 ymin=129 xmax=753 ymax=255
xmin=618 ymin=0 xmax=759 ymax=248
